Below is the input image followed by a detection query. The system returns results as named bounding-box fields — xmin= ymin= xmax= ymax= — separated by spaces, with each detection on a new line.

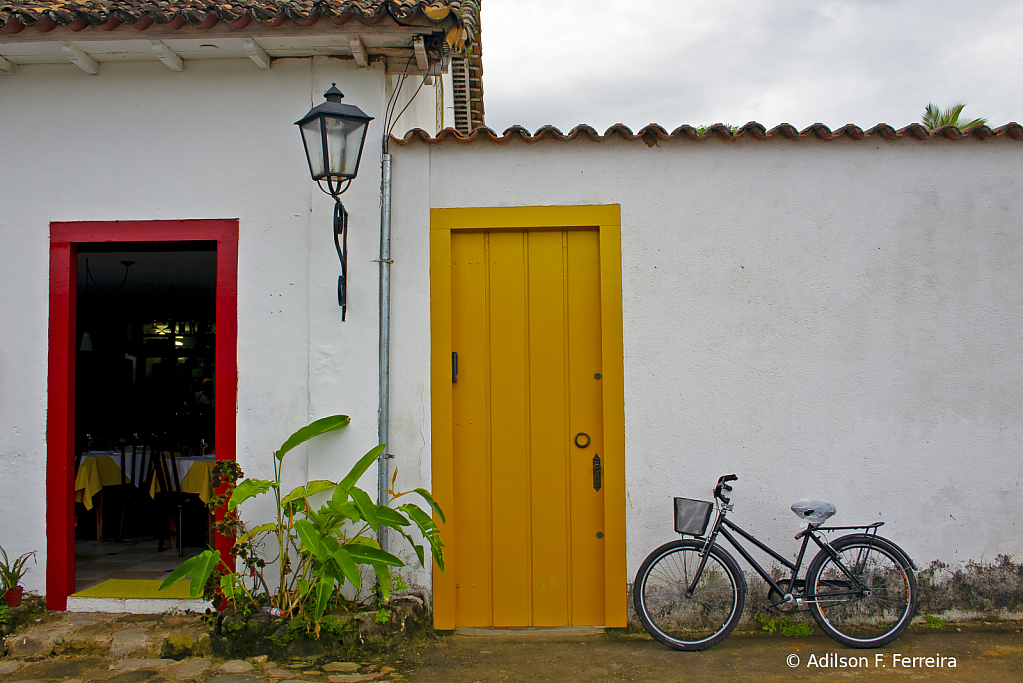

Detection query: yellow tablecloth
xmin=74 ymin=455 xmax=126 ymax=511
xmin=149 ymin=459 xmax=216 ymax=505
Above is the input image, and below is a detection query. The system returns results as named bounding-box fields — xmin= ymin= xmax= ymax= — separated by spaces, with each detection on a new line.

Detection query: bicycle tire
xmin=634 ymin=539 xmax=746 ymax=651
xmin=805 ymin=534 xmax=917 ymax=648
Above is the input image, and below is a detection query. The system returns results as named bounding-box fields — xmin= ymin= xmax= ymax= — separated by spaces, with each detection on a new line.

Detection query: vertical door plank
xmin=526 ymin=230 xmax=570 ymax=626
xmin=566 ymin=229 xmax=605 ymax=625
xmin=451 ymin=232 xmax=492 ymax=626
xmin=488 ymin=231 xmax=532 ymax=626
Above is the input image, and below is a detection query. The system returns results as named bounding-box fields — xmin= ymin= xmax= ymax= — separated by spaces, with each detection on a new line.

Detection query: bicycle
xmin=634 ymin=474 xmax=918 ymax=651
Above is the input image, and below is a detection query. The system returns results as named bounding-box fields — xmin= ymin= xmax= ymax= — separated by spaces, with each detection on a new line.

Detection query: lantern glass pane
xmin=300 ymin=118 xmax=325 ymax=179
xmin=324 ymin=116 xmax=368 ymax=177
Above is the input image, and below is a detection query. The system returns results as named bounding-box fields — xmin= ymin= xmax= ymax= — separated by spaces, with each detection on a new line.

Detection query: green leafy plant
xmin=0 ymin=545 xmax=37 ymax=592
xmin=696 ymin=123 xmax=740 ymax=135
xmin=922 ymin=102 xmax=987 ymax=130
xmin=924 ymin=615 xmax=946 ymax=629
xmin=160 ymin=414 xmax=445 ymax=634
xmin=755 ymin=613 xmax=812 ymax=636
xmin=780 ymin=620 xmax=813 ymax=637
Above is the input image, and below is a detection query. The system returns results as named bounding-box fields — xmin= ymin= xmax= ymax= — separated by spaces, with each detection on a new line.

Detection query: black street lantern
xmin=296 ymin=84 xmax=374 ymax=320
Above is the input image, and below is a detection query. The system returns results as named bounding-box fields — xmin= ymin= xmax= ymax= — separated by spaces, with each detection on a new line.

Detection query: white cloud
xmin=479 ymin=0 xmax=1023 ymax=133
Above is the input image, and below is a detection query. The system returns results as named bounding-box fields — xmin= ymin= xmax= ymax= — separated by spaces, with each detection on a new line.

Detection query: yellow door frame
xmin=430 ymin=204 xmax=626 ymax=629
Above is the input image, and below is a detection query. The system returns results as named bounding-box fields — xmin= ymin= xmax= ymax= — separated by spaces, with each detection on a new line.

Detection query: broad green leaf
xmin=295 ymin=519 xmax=328 ymax=561
xmin=349 ymin=486 xmax=379 ymax=529
xmin=190 ymin=550 xmax=220 ymax=597
xmin=296 ymin=577 xmax=311 ymax=597
xmin=228 ymin=478 xmax=273 ymax=511
xmin=237 ymin=522 xmax=278 ymax=542
xmin=330 ymin=547 xmax=362 ymax=588
xmin=397 ymin=528 xmax=426 ymax=567
xmin=414 ymin=488 xmax=447 ymax=524
xmin=331 ymin=483 xmax=350 ymax=505
xmin=345 ymin=544 xmax=403 ymax=567
xmin=313 ymin=578 xmax=333 ymax=621
xmin=337 ymin=444 xmax=386 ymax=492
xmin=400 ymin=503 xmax=445 ymax=572
xmin=326 ymin=499 xmax=360 ymax=522
xmin=376 ymin=505 xmax=411 ymax=528
xmin=276 ymin=415 xmax=351 ymax=460
xmin=220 ymin=574 xmax=242 ymax=602
xmin=282 ymin=480 xmax=337 ymax=506
xmin=158 ymin=550 xmax=212 ymax=593
xmin=373 ymin=563 xmax=392 ymax=602
xmin=347 ymin=537 xmax=380 ymax=548
xmin=305 ymin=506 xmax=324 ymax=527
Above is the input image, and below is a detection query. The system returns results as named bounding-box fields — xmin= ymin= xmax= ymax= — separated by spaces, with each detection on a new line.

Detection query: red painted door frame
xmin=47 ymin=219 xmax=238 ymax=610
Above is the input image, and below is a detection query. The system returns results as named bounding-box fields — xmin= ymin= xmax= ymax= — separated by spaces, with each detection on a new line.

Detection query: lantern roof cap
xmin=295 ymin=83 xmax=374 ymax=126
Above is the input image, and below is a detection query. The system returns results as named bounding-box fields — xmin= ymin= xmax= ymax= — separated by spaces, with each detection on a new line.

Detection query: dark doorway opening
xmin=73 ymin=242 xmax=216 ymax=594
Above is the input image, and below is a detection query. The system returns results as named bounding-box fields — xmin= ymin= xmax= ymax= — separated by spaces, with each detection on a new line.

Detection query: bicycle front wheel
xmin=806 ymin=535 xmax=917 ymax=648
xmin=633 ymin=539 xmax=746 ymax=651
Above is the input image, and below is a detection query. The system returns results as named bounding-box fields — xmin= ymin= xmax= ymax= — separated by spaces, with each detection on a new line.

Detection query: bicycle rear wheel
xmin=633 ymin=539 xmax=746 ymax=651
xmin=806 ymin=535 xmax=917 ymax=648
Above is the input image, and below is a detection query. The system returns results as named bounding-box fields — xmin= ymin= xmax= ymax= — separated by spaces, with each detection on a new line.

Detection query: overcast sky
xmin=479 ymin=0 xmax=1023 ymax=134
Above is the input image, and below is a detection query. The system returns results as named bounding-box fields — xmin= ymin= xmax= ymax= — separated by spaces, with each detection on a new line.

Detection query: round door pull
xmin=574 ymin=432 xmax=591 ymax=448
xmin=596 ymin=532 xmax=604 ymax=539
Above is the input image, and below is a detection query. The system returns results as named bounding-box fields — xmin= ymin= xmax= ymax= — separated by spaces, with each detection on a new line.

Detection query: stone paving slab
xmin=217 ymin=662 xmax=253 ymax=674
xmin=109 ymin=659 xmax=176 ymax=672
xmin=321 ymin=664 xmax=359 ymax=673
xmin=208 ymin=675 xmax=265 ymax=683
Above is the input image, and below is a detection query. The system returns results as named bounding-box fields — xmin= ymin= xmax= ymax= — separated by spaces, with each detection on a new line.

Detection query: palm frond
xmin=922 ymin=102 xmax=987 ymax=129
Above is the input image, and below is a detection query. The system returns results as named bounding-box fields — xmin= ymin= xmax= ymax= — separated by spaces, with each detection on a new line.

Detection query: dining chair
xmin=152 ymin=442 xmax=204 ymax=557
xmin=116 ymin=437 xmax=149 ymax=541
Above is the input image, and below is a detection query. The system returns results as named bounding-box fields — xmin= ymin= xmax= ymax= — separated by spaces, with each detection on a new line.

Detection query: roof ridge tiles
xmin=1 ymin=1 xmax=477 ymax=32
xmin=391 ymin=122 xmax=1023 ymax=145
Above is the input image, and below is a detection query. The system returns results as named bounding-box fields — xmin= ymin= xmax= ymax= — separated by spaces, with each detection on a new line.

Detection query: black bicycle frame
xmin=689 ymin=508 xmax=884 ymax=607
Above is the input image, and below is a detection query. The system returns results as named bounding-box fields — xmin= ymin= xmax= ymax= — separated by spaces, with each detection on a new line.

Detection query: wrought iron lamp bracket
xmin=316 ymin=178 xmax=353 ymax=320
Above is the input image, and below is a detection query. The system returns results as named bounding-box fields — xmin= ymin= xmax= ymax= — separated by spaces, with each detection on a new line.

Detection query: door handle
xmin=592 ymin=454 xmax=602 ymax=492
xmin=452 ymin=351 xmax=458 ymax=383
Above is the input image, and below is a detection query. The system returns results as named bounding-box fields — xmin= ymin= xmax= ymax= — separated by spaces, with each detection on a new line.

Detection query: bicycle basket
xmin=674 ymin=497 xmax=713 ymax=536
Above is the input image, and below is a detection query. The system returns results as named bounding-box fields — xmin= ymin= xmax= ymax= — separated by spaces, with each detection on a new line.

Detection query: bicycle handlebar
xmin=714 ymin=474 xmax=738 ymax=503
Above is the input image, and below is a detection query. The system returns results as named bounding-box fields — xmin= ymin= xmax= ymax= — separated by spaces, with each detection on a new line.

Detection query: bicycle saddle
xmin=791 ymin=500 xmax=836 ymax=526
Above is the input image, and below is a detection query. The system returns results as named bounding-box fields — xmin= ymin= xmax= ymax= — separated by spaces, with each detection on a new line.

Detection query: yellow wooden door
xmin=450 ymin=228 xmax=605 ymax=627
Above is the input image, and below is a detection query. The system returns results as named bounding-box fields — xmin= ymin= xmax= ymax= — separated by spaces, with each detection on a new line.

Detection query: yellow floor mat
xmin=72 ymin=579 xmax=193 ymax=599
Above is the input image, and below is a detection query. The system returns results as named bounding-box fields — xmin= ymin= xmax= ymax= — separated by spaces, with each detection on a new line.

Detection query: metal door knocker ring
xmin=574 ymin=432 xmax=591 ymax=449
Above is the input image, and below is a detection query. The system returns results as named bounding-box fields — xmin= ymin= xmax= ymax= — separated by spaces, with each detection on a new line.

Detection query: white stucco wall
xmin=0 ymin=54 xmax=431 ymax=595
xmin=3 ymin=50 xmax=1022 ymax=603
xmin=388 ymin=134 xmax=1023 ymax=588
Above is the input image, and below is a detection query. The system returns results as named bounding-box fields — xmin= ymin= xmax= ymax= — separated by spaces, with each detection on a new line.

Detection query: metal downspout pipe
xmin=377 ymin=149 xmax=393 ymax=553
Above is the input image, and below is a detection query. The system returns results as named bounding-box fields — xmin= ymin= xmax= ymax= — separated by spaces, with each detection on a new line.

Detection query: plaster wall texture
xmin=388 ymin=136 xmax=1023 ymax=589
xmin=0 ymin=55 xmax=429 ymax=595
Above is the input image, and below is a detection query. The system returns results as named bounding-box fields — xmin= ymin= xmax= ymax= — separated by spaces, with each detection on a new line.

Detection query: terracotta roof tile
xmin=393 ymin=121 xmax=1023 ymax=145
xmin=0 ymin=1 xmax=478 ymax=38
xmin=1 ymin=0 xmax=483 ymax=125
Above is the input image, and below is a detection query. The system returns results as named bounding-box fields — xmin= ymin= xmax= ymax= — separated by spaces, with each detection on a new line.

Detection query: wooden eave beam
xmin=62 ymin=42 xmax=97 ymax=74
xmin=349 ymin=35 xmax=367 ymax=67
xmin=413 ymin=35 xmax=428 ymax=71
xmin=151 ymin=39 xmax=183 ymax=71
xmin=242 ymin=37 xmax=271 ymax=69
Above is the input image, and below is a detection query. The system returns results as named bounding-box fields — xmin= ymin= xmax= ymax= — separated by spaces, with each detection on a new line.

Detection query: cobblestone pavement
xmin=400 ymin=622 xmax=1023 ymax=683
xmin=2 ymin=611 xmax=1020 ymax=683
xmin=0 ymin=611 xmax=405 ymax=683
